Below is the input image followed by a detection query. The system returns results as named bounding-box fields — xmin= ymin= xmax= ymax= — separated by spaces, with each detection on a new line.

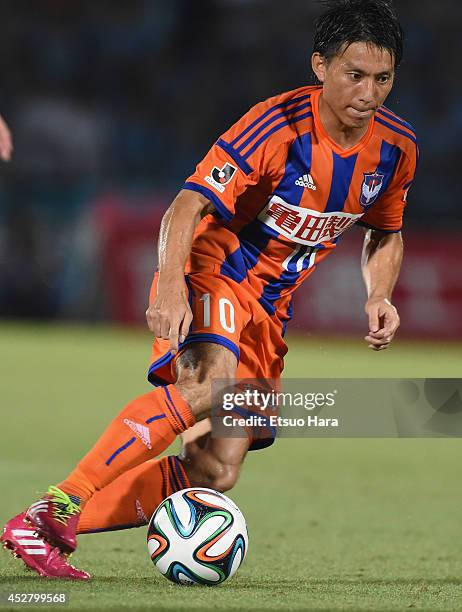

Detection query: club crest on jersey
xmin=360 ymin=172 xmax=385 ymax=208
xmin=205 ymin=162 xmax=237 ymax=193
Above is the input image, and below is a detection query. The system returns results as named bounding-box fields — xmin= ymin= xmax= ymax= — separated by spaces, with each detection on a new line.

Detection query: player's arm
xmin=148 ymin=96 xmax=281 ymax=353
xmin=0 ymin=114 xmax=13 ymax=161
xmin=146 ymin=189 xmax=215 ymax=355
xmin=361 ymin=228 xmax=403 ymax=351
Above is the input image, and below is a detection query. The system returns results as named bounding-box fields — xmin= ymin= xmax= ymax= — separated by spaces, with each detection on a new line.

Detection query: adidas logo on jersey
xmin=123 ymin=419 xmax=152 ymax=449
xmin=295 ymin=174 xmax=316 ymax=190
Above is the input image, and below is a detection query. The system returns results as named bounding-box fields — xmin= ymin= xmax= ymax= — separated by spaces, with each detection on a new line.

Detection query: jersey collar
xmin=311 ymin=88 xmax=375 ymax=157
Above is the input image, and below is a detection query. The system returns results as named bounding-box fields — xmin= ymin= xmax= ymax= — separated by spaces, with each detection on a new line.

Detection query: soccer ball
xmin=147 ymin=487 xmax=248 ymax=586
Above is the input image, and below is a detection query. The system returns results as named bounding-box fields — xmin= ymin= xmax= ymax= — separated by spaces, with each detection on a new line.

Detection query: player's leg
xmin=77 ymin=421 xmax=213 ymax=535
xmin=77 ymin=342 xmax=246 ymax=534
xmin=76 ymin=456 xmax=190 ymax=534
xmin=24 ymin=342 xmax=236 ymax=553
xmin=54 ymin=272 xmax=244 ymax=510
xmin=74 ymin=315 xmax=282 ymax=536
xmin=76 ymin=424 xmax=249 ymax=535
xmin=76 ymin=303 xmax=284 ymax=536
xmin=1 ymin=343 xmax=237 ymax=578
xmin=1 ymin=513 xmax=90 ymax=580
xmin=180 ymin=429 xmax=249 ymax=492
xmin=2 ymin=271 xmax=250 ymax=577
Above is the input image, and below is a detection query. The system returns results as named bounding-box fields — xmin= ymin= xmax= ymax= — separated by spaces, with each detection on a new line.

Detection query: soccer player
xmin=2 ymin=0 xmax=418 ymax=579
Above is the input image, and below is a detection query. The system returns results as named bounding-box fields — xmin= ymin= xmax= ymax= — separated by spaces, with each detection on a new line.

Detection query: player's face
xmin=312 ymin=42 xmax=395 ymax=129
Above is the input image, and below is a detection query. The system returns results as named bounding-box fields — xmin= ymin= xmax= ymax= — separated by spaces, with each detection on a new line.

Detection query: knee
xmin=175 ymin=377 xmax=212 ymax=418
xmin=182 ymin=451 xmax=240 ymax=493
xmin=202 ymin=462 xmax=239 ymax=493
xmin=175 ymin=346 xmax=237 ymax=419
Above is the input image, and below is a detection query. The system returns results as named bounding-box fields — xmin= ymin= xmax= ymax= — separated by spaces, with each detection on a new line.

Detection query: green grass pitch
xmin=1 ymin=323 xmax=461 ymax=610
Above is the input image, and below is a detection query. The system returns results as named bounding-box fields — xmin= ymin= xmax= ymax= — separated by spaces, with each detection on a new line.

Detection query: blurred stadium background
xmin=0 ymin=0 xmax=461 ymax=339
xmin=1 ymin=3 xmax=462 ymax=608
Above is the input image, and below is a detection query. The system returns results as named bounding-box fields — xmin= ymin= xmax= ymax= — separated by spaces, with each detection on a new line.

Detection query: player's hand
xmin=364 ymin=297 xmax=400 ymax=351
xmin=0 ymin=115 xmax=13 ymax=161
xmin=146 ymin=279 xmax=193 ymax=356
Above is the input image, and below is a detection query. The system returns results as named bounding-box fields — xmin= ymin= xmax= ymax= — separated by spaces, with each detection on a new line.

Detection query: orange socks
xmin=58 ymin=385 xmax=195 ymax=503
xmin=77 ymin=456 xmax=190 ymax=534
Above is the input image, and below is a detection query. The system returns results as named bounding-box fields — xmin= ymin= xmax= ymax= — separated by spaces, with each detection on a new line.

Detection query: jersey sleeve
xmin=182 ymin=102 xmax=282 ymax=222
xmin=357 ymin=143 xmax=419 ymax=233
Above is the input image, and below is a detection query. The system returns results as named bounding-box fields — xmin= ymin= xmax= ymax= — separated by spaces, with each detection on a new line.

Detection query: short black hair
xmin=313 ymin=0 xmax=404 ymax=69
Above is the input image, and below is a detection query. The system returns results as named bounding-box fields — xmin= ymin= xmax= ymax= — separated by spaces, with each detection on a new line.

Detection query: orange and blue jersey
xmin=182 ymin=85 xmax=418 ymax=331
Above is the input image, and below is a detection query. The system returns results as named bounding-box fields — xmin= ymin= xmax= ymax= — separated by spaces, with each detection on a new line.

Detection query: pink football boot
xmin=1 ymin=512 xmax=90 ymax=580
xmin=26 ymin=486 xmax=81 ymax=553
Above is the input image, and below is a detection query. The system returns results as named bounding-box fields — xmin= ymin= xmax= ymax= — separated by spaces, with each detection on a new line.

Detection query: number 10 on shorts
xmin=200 ymin=293 xmax=235 ymax=333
